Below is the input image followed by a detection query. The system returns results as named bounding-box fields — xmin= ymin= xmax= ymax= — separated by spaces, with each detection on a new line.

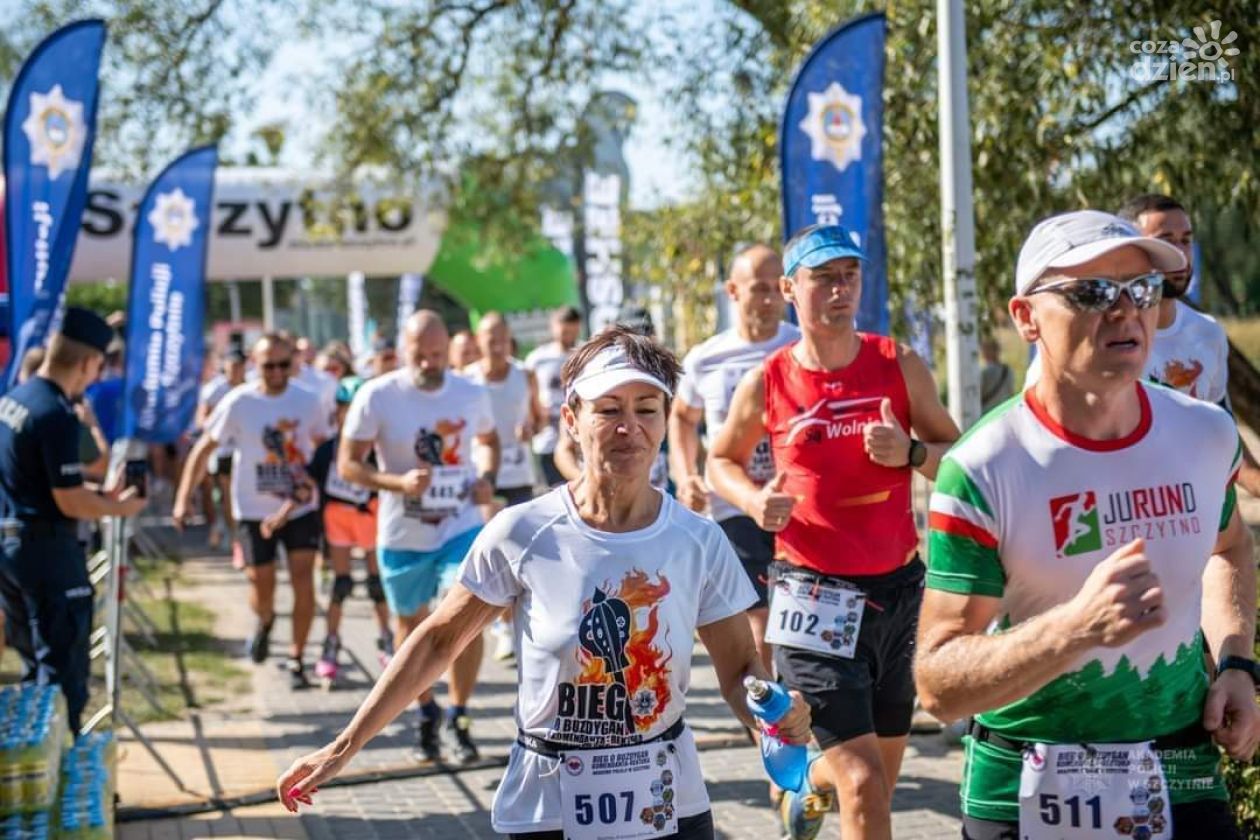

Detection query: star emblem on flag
xmin=798 ymin=82 xmax=867 ymax=173
xmin=148 ymin=188 xmax=200 ymax=252
xmin=21 ymin=85 xmax=87 ymax=180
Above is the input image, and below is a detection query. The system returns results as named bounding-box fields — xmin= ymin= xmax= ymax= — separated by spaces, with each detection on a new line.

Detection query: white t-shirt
xmin=524 ymin=342 xmax=572 ymax=455
xmin=198 ymin=376 xmax=236 ymax=461
xmin=342 ymin=369 xmax=495 ymax=551
xmin=458 ymin=487 xmax=757 ymax=832
xmin=463 ymin=360 xmax=537 ymax=489
xmin=677 ymin=322 xmax=800 ymax=521
xmin=205 ymin=384 xmax=328 ymax=521
xmin=295 ymin=364 xmax=338 ymax=424
xmin=1023 ymin=300 xmax=1230 ymax=405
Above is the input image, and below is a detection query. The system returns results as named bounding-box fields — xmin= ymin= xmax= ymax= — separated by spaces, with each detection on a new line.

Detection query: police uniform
xmin=0 ymin=308 xmax=114 ymax=734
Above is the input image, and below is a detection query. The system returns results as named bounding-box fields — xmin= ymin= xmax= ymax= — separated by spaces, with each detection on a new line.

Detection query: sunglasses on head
xmin=1028 ymin=272 xmax=1164 ymax=312
xmin=262 ymin=359 xmax=292 ymax=371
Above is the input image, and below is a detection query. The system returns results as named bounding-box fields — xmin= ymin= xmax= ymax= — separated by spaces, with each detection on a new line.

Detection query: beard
xmin=1162 ymin=271 xmax=1192 ymax=300
xmin=410 ymin=367 xmax=444 ymax=390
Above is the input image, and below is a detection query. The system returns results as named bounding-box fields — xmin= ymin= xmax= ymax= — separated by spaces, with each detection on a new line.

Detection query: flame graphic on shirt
xmin=576 ymin=570 xmax=673 ymax=732
xmin=1160 ymin=359 xmax=1203 ymax=396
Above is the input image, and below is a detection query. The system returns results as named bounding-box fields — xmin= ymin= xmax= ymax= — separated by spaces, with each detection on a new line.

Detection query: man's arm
xmin=668 ymin=399 xmax=707 ymax=512
xmin=706 ymin=366 xmax=768 ymax=514
xmin=524 ymin=369 xmax=545 ymax=439
xmin=52 ymin=485 xmax=145 ymax=520
xmin=172 ymin=433 xmax=218 ymax=527
xmin=899 ymin=348 xmax=961 ymax=480
xmin=338 ymin=437 xmax=424 ymax=494
xmin=916 ymin=538 xmax=1162 ymax=722
xmin=1200 ymin=506 xmax=1260 ymax=760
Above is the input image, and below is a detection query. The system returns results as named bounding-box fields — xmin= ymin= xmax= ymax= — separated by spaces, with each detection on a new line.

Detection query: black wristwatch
xmin=907 ymin=439 xmax=928 ymax=469
xmin=1218 ymin=655 xmax=1260 ymax=685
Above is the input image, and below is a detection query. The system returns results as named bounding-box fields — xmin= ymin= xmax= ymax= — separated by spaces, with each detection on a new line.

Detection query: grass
xmin=1223 ymin=318 xmax=1260 ymax=366
xmin=1 ymin=552 xmax=249 ymax=727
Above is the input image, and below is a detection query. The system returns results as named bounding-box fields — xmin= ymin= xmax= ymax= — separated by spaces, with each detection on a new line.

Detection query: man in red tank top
xmin=709 ymin=225 xmax=959 ymax=839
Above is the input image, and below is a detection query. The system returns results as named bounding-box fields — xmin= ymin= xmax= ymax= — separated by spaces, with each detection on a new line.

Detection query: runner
xmin=174 ymin=333 xmax=329 ymax=689
xmin=339 ymin=310 xmax=500 ymax=764
xmin=462 ymin=312 xmax=545 ymax=663
xmin=1022 ymin=195 xmax=1260 ymax=496
xmin=195 ymin=349 xmax=247 ymax=550
xmin=294 ymin=336 xmax=338 ymax=425
xmin=366 ymin=337 xmax=398 ymax=379
xmin=462 ymin=313 xmax=543 ymax=507
xmin=449 ymin=328 xmax=482 ymax=371
xmin=708 ymin=224 xmax=960 ymax=839
xmin=525 ymin=305 xmax=582 ymax=486
xmin=915 ymin=209 xmax=1259 ymax=839
xmin=276 ymin=324 xmax=812 ymax=839
xmin=306 ymin=376 xmax=393 ymax=689
xmin=669 ymin=243 xmax=799 ymax=672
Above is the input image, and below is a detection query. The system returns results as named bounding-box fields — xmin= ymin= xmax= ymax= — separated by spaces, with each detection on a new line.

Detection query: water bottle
xmin=744 ymin=676 xmax=807 ymax=793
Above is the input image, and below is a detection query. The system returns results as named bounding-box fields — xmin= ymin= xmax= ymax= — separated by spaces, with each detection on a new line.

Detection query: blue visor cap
xmin=783 ymin=225 xmax=868 ymax=276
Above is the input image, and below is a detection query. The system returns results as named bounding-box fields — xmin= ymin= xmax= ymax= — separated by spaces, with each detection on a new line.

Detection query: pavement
xmin=114 ymin=531 xmax=966 ymax=839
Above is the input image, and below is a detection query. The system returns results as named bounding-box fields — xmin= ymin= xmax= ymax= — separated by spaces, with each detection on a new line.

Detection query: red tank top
xmin=763 ymin=333 xmax=918 ymax=576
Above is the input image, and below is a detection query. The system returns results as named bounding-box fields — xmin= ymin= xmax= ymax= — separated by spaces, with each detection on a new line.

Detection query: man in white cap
xmin=916 ymin=210 xmax=1258 ymax=838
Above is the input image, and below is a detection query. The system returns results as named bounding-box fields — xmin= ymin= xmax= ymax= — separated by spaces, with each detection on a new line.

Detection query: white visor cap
xmin=566 ymin=345 xmax=673 ymax=401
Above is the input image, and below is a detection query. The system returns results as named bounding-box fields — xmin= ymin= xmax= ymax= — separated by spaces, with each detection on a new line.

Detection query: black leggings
xmin=508 ymin=810 xmax=714 ymax=840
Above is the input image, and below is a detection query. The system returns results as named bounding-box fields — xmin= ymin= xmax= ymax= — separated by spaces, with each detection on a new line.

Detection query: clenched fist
xmin=864 ymin=397 xmax=911 ymax=468
xmin=1067 ymin=539 xmax=1164 ymax=648
xmin=749 ymin=472 xmax=795 ymax=533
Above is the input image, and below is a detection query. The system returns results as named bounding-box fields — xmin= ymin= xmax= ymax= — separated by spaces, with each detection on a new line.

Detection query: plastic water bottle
xmin=744 ymin=676 xmax=807 ymax=793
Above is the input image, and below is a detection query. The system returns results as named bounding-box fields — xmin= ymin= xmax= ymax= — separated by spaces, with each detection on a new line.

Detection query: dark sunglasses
xmin=261 ymin=359 xmax=292 ymax=371
xmin=1028 ymin=272 xmax=1164 ymax=312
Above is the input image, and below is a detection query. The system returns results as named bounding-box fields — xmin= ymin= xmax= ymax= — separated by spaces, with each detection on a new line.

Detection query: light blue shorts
xmin=378 ymin=526 xmax=482 ymax=618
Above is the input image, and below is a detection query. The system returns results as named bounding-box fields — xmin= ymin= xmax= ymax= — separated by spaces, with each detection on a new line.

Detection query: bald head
xmin=476 ymin=311 xmax=512 ymax=364
xmin=402 ymin=309 xmax=450 ymax=389
xmin=729 ymin=244 xmax=783 ymax=284
xmin=726 ymin=244 xmax=786 ymax=339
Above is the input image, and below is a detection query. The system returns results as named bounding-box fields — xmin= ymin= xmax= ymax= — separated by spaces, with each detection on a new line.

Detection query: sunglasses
xmin=1028 ymin=272 xmax=1164 ymax=312
xmin=261 ymin=359 xmax=292 ymax=371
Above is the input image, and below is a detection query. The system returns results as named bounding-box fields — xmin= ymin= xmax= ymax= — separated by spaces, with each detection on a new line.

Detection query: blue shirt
xmin=0 ymin=378 xmax=84 ymax=521
xmin=86 ymin=374 xmax=123 ymax=444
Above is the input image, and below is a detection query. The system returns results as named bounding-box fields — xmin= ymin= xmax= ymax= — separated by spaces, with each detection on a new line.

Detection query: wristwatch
xmin=907 ymin=439 xmax=928 ymax=469
xmin=1217 ymin=655 xmax=1260 ymax=685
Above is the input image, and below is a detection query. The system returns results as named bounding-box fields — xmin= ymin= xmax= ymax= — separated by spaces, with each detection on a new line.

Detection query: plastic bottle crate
xmin=53 ymin=732 xmax=114 ymax=840
xmin=0 ymin=688 xmax=67 ymax=817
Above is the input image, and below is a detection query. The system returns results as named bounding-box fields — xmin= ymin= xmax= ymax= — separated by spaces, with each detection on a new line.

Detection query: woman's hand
xmin=775 ymin=691 xmax=813 ymax=745
xmin=277 ymin=740 xmax=352 ymax=812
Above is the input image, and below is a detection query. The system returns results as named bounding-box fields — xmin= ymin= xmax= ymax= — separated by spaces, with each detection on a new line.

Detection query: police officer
xmin=0 ymin=308 xmax=146 ymax=734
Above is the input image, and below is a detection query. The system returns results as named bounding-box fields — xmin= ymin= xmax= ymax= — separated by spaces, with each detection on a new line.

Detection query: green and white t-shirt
xmin=927 ymin=383 xmax=1242 ymax=823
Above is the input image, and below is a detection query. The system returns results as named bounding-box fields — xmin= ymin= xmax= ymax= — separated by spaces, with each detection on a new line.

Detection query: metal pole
xmin=261 ymin=275 xmax=276 ymax=330
xmin=227 ymin=280 xmax=242 ymax=324
xmin=937 ymin=0 xmax=982 ymax=428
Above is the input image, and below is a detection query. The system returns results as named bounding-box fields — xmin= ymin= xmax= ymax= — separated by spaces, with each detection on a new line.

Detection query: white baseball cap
xmin=1014 ymin=210 xmax=1187 ymax=295
xmin=566 ymin=345 xmax=673 ymax=401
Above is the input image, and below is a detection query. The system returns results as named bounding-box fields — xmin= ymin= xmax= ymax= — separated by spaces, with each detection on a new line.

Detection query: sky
xmin=229 ymin=3 xmax=709 ymax=211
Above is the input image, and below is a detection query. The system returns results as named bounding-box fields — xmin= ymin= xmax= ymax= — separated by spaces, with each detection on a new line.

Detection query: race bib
xmin=324 ymin=470 xmax=370 ymax=506
xmin=403 ymin=466 xmax=468 ymax=518
xmin=1018 ymin=742 xmax=1170 ymax=839
xmin=764 ymin=578 xmax=865 ymax=659
xmin=560 ymin=741 xmax=680 ymax=840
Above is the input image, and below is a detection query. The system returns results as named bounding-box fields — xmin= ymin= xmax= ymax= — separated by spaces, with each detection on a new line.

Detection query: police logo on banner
xmin=799 ymin=82 xmax=866 ymax=174
xmin=148 ymin=188 xmax=200 ymax=252
xmin=21 ymin=84 xmax=87 ymax=180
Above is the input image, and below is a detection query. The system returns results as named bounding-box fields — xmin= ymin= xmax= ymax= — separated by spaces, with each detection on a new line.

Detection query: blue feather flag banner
xmin=780 ymin=13 xmax=888 ymax=334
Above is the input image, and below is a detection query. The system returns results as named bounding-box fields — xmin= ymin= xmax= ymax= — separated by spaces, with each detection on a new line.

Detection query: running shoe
xmin=246 ymin=619 xmax=273 ymax=664
xmin=287 ymin=658 xmax=312 ymax=691
xmin=445 ymin=714 xmax=480 ymax=764
xmin=779 ymin=751 xmax=833 ymax=840
xmin=315 ymin=635 xmax=340 ymax=687
xmin=412 ymin=714 xmax=442 ymax=763
xmin=377 ymin=629 xmax=395 ymax=668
